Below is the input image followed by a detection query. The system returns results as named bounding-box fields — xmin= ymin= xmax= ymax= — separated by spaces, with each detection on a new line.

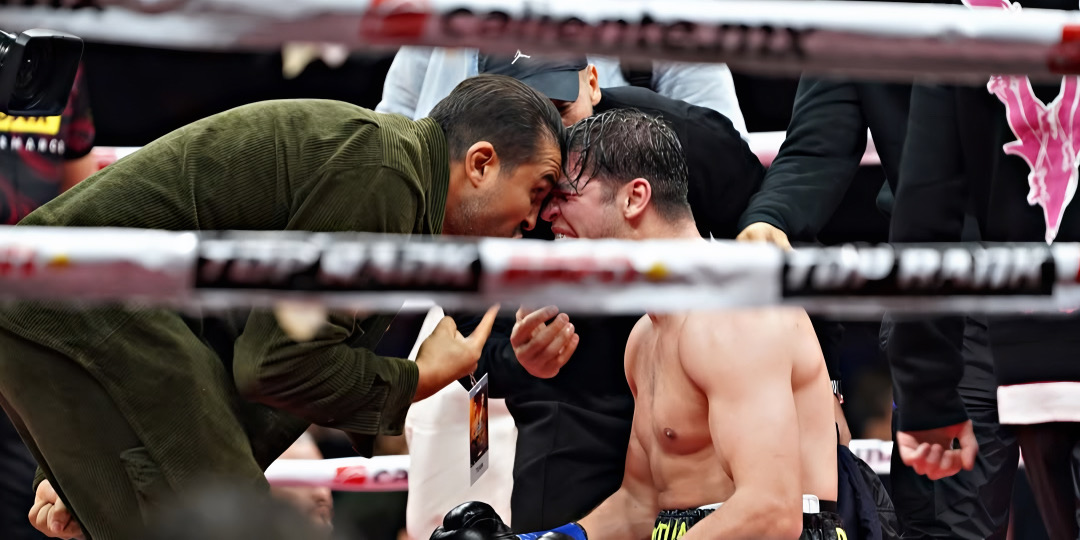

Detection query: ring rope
xmin=264 ymin=440 xmax=1022 ymax=491
xmin=0 ymin=226 xmax=1077 ymax=317
xmin=1 ymin=0 xmax=1079 ymax=83
xmin=86 ymin=131 xmax=882 ymax=171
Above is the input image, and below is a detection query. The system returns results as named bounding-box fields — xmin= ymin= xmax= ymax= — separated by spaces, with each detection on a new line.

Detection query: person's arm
xmin=375 ymin=47 xmax=433 ymax=118
xmin=886 ymin=82 xmax=975 ymax=479
xmin=577 ymin=432 xmax=658 ymax=540
xmin=683 ymin=102 xmax=766 ymax=240
xmin=737 ymin=77 xmax=868 ymax=243
xmin=576 ymin=319 xmax=658 ymax=540
xmin=233 ymin=169 xmax=496 ymax=446
xmin=887 ymin=82 xmax=969 ymax=431
xmin=650 ymin=61 xmax=749 ymax=140
xmin=680 ymin=310 xmax=807 ymax=540
xmin=434 ymin=415 xmax=655 ymax=540
xmin=59 ymin=63 xmax=96 ymax=192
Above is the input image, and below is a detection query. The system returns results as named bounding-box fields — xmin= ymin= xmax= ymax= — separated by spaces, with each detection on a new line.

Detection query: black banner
xmin=782 ymin=243 xmax=1057 ymax=297
xmin=194 ymin=232 xmax=482 ymax=292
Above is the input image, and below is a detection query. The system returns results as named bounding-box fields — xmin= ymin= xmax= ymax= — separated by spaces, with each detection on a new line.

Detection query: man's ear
xmin=587 ymin=65 xmax=602 ymax=106
xmin=464 ymin=142 xmax=498 ymax=188
xmin=624 ymin=178 xmax=652 ymax=220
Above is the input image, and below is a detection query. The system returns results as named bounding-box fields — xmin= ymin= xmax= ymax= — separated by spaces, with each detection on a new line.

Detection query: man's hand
xmin=897 ymin=420 xmax=978 ymax=480
xmin=414 ymin=305 xmax=500 ymax=401
xmin=511 ymin=306 xmax=579 ymax=378
xmin=29 ymin=479 xmax=84 ymax=540
xmin=736 ymin=222 xmax=792 ymax=250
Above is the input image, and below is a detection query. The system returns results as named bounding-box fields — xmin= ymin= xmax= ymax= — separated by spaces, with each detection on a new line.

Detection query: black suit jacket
xmin=738 ymin=77 xmax=911 ymax=241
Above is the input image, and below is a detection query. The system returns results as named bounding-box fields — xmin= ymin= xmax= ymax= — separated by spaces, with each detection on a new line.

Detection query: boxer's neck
xmin=629 ymin=213 xmax=703 ymax=242
xmin=647 ymin=311 xmax=689 ymax=327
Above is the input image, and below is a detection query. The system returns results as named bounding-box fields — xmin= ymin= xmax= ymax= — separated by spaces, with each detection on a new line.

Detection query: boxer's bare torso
xmin=623 ymin=307 xmax=837 ymax=512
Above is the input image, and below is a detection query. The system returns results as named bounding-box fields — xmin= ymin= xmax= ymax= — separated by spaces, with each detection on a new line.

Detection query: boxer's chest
xmin=629 ymin=329 xmax=712 ymax=456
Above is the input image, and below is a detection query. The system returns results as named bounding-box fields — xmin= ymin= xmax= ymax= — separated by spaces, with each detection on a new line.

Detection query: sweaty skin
xmin=579 ymin=306 xmax=837 ymax=540
xmin=627 ymin=308 xmax=836 ymax=510
xmin=539 ymin=118 xmax=839 ymax=539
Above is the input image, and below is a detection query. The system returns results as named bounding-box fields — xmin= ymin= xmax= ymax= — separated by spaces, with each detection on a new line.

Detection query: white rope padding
xmin=1 ymin=226 xmax=1078 ymax=317
xmin=2 ymin=1 xmax=1080 ymax=83
xmin=266 ymin=455 xmax=409 ymax=492
xmin=88 ymin=132 xmax=882 ymax=171
xmin=266 ymin=440 xmax=1022 ymax=491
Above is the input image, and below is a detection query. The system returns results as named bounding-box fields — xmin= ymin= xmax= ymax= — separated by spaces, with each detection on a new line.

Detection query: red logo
xmin=360 ymin=0 xmax=430 ymax=42
xmin=334 ymin=465 xmax=368 ymax=486
xmin=0 ymin=246 xmax=37 ymax=277
xmin=499 ymin=255 xmax=639 ymax=286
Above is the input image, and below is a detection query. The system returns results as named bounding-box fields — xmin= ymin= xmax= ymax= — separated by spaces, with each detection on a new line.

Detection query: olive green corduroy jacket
xmin=0 ymin=99 xmax=450 ymax=488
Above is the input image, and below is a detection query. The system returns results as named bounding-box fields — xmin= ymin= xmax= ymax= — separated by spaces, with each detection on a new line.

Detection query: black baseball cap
xmin=478 ymin=50 xmax=588 ymax=102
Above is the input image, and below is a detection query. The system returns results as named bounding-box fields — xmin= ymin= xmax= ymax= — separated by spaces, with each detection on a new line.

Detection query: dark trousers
xmin=883 ymin=317 xmax=1020 ymax=540
xmin=1013 ymin=423 xmax=1080 ymax=540
xmin=0 ymin=411 xmax=46 ymax=540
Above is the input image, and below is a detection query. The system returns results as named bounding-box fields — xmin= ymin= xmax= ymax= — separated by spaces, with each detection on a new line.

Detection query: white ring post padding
xmin=2 ymin=1 xmax=1080 ymax=83
xmin=89 ymin=131 xmax=882 ymax=171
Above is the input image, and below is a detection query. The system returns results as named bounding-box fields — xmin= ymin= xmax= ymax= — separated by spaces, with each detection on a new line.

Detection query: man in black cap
xmin=478 ymin=51 xmax=762 ymax=240
xmin=452 ymin=52 xmax=763 ymax=531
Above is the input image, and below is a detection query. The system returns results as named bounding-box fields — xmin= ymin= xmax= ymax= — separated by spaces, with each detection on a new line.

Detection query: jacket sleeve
xmin=453 ymin=313 xmax=533 ymax=400
xmin=233 ymin=167 xmax=421 ymax=440
xmin=684 ymin=102 xmax=766 ymax=240
xmin=886 ymin=82 xmax=969 ymax=432
xmin=737 ymin=77 xmax=868 ymax=241
xmin=375 ymin=46 xmax=433 ymax=118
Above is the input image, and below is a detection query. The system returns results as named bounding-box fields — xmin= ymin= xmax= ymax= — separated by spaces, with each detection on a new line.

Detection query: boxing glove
xmin=431 ymin=501 xmax=512 ymax=540
xmin=430 ymin=502 xmax=587 ymax=540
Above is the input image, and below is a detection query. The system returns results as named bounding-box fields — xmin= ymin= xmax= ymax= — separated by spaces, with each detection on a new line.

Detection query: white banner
xmin=2 ymin=0 xmax=1080 ymax=82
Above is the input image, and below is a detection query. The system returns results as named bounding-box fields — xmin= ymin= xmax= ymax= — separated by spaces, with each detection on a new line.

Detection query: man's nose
xmin=521 ymin=210 xmax=538 ymax=232
xmin=540 ymin=200 xmax=559 ymax=222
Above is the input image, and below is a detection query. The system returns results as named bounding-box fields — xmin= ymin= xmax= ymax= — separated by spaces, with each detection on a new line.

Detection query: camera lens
xmin=0 ymin=30 xmax=83 ymax=116
xmin=12 ymin=42 xmax=52 ymax=107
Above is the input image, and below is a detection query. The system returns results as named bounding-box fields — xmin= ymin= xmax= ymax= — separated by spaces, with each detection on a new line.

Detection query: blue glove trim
xmin=516 ymin=522 xmax=588 ymax=540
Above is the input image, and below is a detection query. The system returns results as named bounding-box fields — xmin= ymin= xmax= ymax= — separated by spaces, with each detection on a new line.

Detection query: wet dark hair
xmin=429 ymin=74 xmax=565 ymax=172
xmin=563 ymin=108 xmax=690 ymax=221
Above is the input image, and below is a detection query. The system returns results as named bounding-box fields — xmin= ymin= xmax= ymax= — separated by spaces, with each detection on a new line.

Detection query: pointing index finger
xmin=465 ymin=304 xmax=501 ymax=349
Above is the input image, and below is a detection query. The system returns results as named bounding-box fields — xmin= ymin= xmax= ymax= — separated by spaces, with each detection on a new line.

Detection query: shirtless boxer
xmin=432 ymin=110 xmax=844 ymax=540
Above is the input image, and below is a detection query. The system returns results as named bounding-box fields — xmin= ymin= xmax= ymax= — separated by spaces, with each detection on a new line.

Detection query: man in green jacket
xmin=0 ymin=74 xmax=565 ymax=540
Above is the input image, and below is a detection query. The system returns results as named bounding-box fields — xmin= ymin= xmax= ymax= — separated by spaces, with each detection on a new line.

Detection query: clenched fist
xmin=413 ymin=305 xmax=500 ymax=402
xmin=29 ymin=479 xmax=84 ymax=540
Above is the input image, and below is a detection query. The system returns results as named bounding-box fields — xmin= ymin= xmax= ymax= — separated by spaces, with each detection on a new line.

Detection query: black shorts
xmin=651 ymin=500 xmax=848 ymax=540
